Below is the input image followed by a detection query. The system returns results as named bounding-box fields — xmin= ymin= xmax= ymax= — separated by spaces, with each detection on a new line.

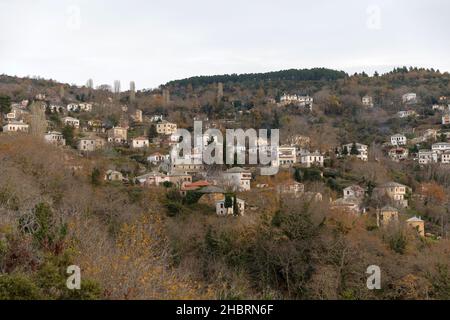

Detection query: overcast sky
xmin=0 ymin=0 xmax=449 ymax=89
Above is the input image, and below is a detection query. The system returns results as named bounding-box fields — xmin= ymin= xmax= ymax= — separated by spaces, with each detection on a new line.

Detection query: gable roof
xmin=380 ymin=181 xmax=407 ymax=188
xmin=407 ymin=216 xmax=423 ymax=222
xmin=381 ymin=205 xmax=398 ymax=212
xmin=135 ymin=171 xmax=166 ymax=180
xmin=226 ymin=167 xmax=250 ymax=174
xmin=344 ymin=185 xmax=365 ymax=192
xmin=198 ymin=186 xmax=226 ymax=194
xmin=132 ymin=136 xmax=149 ymax=141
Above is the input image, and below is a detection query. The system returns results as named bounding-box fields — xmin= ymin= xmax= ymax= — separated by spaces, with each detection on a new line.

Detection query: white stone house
xmin=132 ymin=109 xmax=143 ymax=123
xmin=279 ymin=94 xmax=313 ymax=110
xmin=167 ymin=173 xmax=192 ymax=186
xmin=216 ymin=197 xmax=245 ymax=216
xmin=48 ymin=105 xmax=64 ymax=113
xmin=156 ymin=120 xmax=177 ymax=135
xmin=35 ymin=93 xmax=46 ymax=101
xmin=418 ymin=150 xmax=438 ymax=165
xmin=131 ymin=137 xmax=149 ymax=149
xmin=77 ymin=136 xmax=105 ymax=152
xmin=79 ymin=103 xmax=93 ymax=112
xmin=222 ymin=167 xmax=252 ymax=191
xmin=432 ymin=104 xmax=450 ymax=112
xmin=87 ymin=120 xmax=105 ymax=133
xmin=2 ymin=121 xmax=29 ymax=133
xmin=299 ymin=150 xmax=324 ymax=167
xmin=397 ymin=110 xmax=417 ymax=118
xmin=377 ymin=206 xmax=399 ymax=227
xmin=276 ymin=181 xmax=305 ymax=197
xmin=391 ymin=134 xmax=407 ymax=146
xmin=432 ymin=142 xmax=450 ymax=154
xmin=147 ymin=152 xmax=169 ymax=164
xmin=62 ymin=117 xmax=80 ymax=129
xmin=66 ymin=103 xmax=79 ymax=112
xmin=375 ymin=182 xmax=409 ymax=208
xmin=276 ymin=146 xmax=297 ymax=167
xmin=170 ymin=146 xmax=205 ymax=174
xmin=44 ymin=131 xmax=66 ymax=146
xmin=341 ymin=143 xmax=369 ymax=161
xmin=402 ymin=93 xmax=417 ymax=104
xmin=331 ymin=197 xmax=363 ymax=215
xmin=5 ymin=109 xmax=17 ymax=121
xmin=150 ymin=115 xmax=164 ymax=123
xmin=406 ymin=216 xmax=425 ymax=237
xmin=135 ymin=172 xmax=169 ymax=186
xmin=343 ymin=185 xmax=365 ymax=200
xmin=107 ymin=127 xmax=128 ymax=144
xmin=441 ymin=151 xmax=450 ymax=164
xmin=104 ymin=170 xmax=124 ymax=182
xmin=442 ymin=114 xmax=450 ymax=125
xmin=362 ymin=95 xmax=374 ymax=108
xmin=388 ymin=147 xmax=409 ymax=161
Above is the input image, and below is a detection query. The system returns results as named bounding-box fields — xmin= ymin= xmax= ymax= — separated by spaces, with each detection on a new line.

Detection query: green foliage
xmin=183 ymin=191 xmax=202 ymax=205
xmin=126 ymin=187 xmax=143 ymax=203
xmin=294 ymin=168 xmax=323 ymax=182
xmin=409 ymin=144 xmax=419 ymax=154
xmin=166 ymin=188 xmax=182 ymax=202
xmin=165 ymin=188 xmax=186 ymax=216
xmin=271 ymin=210 xmax=283 ymax=227
xmin=0 ymin=254 xmax=102 ymax=300
xmin=162 ymin=181 xmax=174 ymax=188
xmin=148 ymin=124 xmax=158 ymax=139
xmin=48 ymin=112 xmax=61 ymax=125
xmin=350 ymin=143 xmax=359 ymax=155
xmin=35 ymin=254 xmax=73 ymax=298
xmin=130 ymin=154 xmax=147 ymax=165
xmin=62 ymin=125 xmax=75 ymax=147
xmin=166 ymin=201 xmax=183 ymax=217
xmin=429 ymin=264 xmax=450 ymax=299
xmin=106 ymin=115 xmax=119 ymax=127
xmin=34 ymin=203 xmax=54 ymax=245
xmin=20 ymin=203 xmax=68 ymax=254
xmin=326 ymin=177 xmax=342 ymax=193
xmin=249 ymin=202 xmax=320 ymax=297
xmin=166 ymin=68 xmax=348 ymax=87
xmin=224 ymin=194 xmax=233 ymax=208
xmin=91 ymin=168 xmax=102 ymax=186
xmin=388 ymin=229 xmax=408 ymax=254
xmin=63 ymin=278 xmax=102 ymax=300
xmin=36 ymin=254 xmax=102 ymax=300
xmin=342 ymin=146 xmax=349 ymax=155
xmin=0 ymin=95 xmax=12 ymax=114
xmin=366 ymin=180 xmax=376 ymax=197
xmin=203 ymin=228 xmax=235 ymax=259
xmin=0 ymin=274 xmax=42 ymax=300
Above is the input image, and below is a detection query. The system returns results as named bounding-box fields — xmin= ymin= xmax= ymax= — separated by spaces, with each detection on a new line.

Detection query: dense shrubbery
xmin=169 ymin=197 xmax=450 ymax=299
xmin=0 ymin=136 xmax=208 ymax=300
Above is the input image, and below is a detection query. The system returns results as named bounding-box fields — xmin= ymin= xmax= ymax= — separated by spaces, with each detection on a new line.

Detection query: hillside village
xmin=1 ymin=68 xmax=450 ymax=300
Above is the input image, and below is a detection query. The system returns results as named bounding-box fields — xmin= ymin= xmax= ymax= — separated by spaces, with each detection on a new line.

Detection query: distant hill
xmin=165 ymin=68 xmax=348 ymax=87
